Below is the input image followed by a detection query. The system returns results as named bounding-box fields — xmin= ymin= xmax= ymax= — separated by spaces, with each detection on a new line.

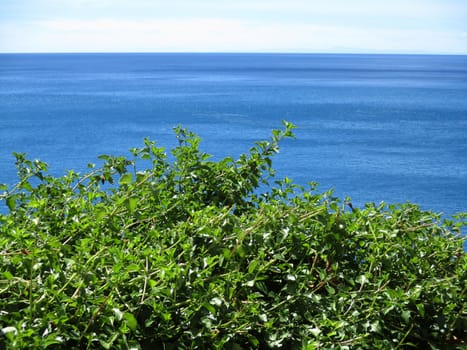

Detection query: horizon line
xmin=1 ymin=51 xmax=467 ymax=56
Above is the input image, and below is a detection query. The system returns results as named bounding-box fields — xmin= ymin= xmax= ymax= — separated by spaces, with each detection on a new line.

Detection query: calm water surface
xmin=0 ymin=53 xmax=466 ymax=215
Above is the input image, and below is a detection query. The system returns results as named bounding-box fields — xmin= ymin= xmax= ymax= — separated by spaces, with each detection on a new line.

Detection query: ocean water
xmin=1 ymin=53 xmax=466 ymax=216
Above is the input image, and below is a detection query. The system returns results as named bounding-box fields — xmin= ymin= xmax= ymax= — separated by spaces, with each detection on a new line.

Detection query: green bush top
xmin=1 ymin=121 xmax=465 ymax=349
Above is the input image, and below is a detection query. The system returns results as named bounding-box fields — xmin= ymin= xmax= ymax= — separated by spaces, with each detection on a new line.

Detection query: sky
xmin=0 ymin=0 xmax=466 ymax=54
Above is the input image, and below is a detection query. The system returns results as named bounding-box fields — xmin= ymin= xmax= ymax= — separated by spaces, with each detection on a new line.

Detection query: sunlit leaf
xmin=119 ymin=173 xmax=133 ymax=185
xmin=124 ymin=313 xmax=138 ymax=331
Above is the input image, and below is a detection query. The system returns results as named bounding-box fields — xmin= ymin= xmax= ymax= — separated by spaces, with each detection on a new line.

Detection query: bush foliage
xmin=0 ymin=121 xmax=465 ymax=349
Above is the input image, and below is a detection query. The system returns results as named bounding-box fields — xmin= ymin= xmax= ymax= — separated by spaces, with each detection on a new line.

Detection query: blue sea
xmin=1 ymin=53 xmax=466 ymax=216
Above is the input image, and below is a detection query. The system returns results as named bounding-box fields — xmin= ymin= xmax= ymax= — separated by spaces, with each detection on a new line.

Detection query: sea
xmin=1 ymin=53 xmax=466 ymax=216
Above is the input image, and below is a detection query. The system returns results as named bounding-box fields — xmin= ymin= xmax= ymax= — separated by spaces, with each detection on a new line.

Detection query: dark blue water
xmin=1 ymin=53 xmax=466 ymax=215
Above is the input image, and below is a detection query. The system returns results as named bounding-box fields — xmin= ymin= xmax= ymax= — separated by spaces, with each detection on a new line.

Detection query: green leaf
xmin=204 ymin=302 xmax=216 ymax=314
xmin=401 ymin=310 xmax=411 ymax=323
xmin=99 ymin=340 xmax=112 ymax=349
xmin=3 ymin=271 xmax=13 ymax=280
xmin=6 ymin=195 xmax=16 ymax=211
xmin=125 ymin=197 xmax=138 ymax=212
xmin=247 ymin=337 xmax=260 ymax=347
xmin=248 ymin=260 xmax=258 ymax=274
xmin=119 ymin=173 xmax=133 ymax=185
xmin=126 ymin=264 xmax=140 ymax=272
xmin=95 ymin=206 xmax=107 ymax=220
xmin=326 ymin=285 xmax=336 ymax=295
xmin=124 ymin=313 xmax=138 ymax=331
xmin=43 ymin=336 xmax=64 ymax=347
xmin=416 ymin=303 xmax=425 ymax=318
xmin=20 ymin=181 xmax=33 ymax=191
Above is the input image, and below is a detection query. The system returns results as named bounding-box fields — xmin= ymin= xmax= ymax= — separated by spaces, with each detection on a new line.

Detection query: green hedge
xmin=1 ymin=121 xmax=465 ymax=349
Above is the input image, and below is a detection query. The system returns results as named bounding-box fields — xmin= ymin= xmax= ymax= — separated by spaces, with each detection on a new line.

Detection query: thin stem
xmin=140 ymin=257 xmax=149 ymax=304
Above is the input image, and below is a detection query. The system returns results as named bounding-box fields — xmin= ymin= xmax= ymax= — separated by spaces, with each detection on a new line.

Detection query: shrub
xmin=0 ymin=121 xmax=465 ymax=349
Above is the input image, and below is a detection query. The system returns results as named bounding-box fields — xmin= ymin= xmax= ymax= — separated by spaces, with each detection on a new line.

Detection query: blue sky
xmin=1 ymin=0 xmax=466 ymax=53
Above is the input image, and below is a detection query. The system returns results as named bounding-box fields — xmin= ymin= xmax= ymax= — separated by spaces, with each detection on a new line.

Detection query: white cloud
xmin=1 ymin=0 xmax=466 ymax=53
xmin=1 ymin=18 xmax=466 ymax=53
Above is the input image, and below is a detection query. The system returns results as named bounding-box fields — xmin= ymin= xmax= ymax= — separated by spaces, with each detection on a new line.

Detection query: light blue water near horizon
xmin=0 ymin=53 xmax=466 ymax=216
